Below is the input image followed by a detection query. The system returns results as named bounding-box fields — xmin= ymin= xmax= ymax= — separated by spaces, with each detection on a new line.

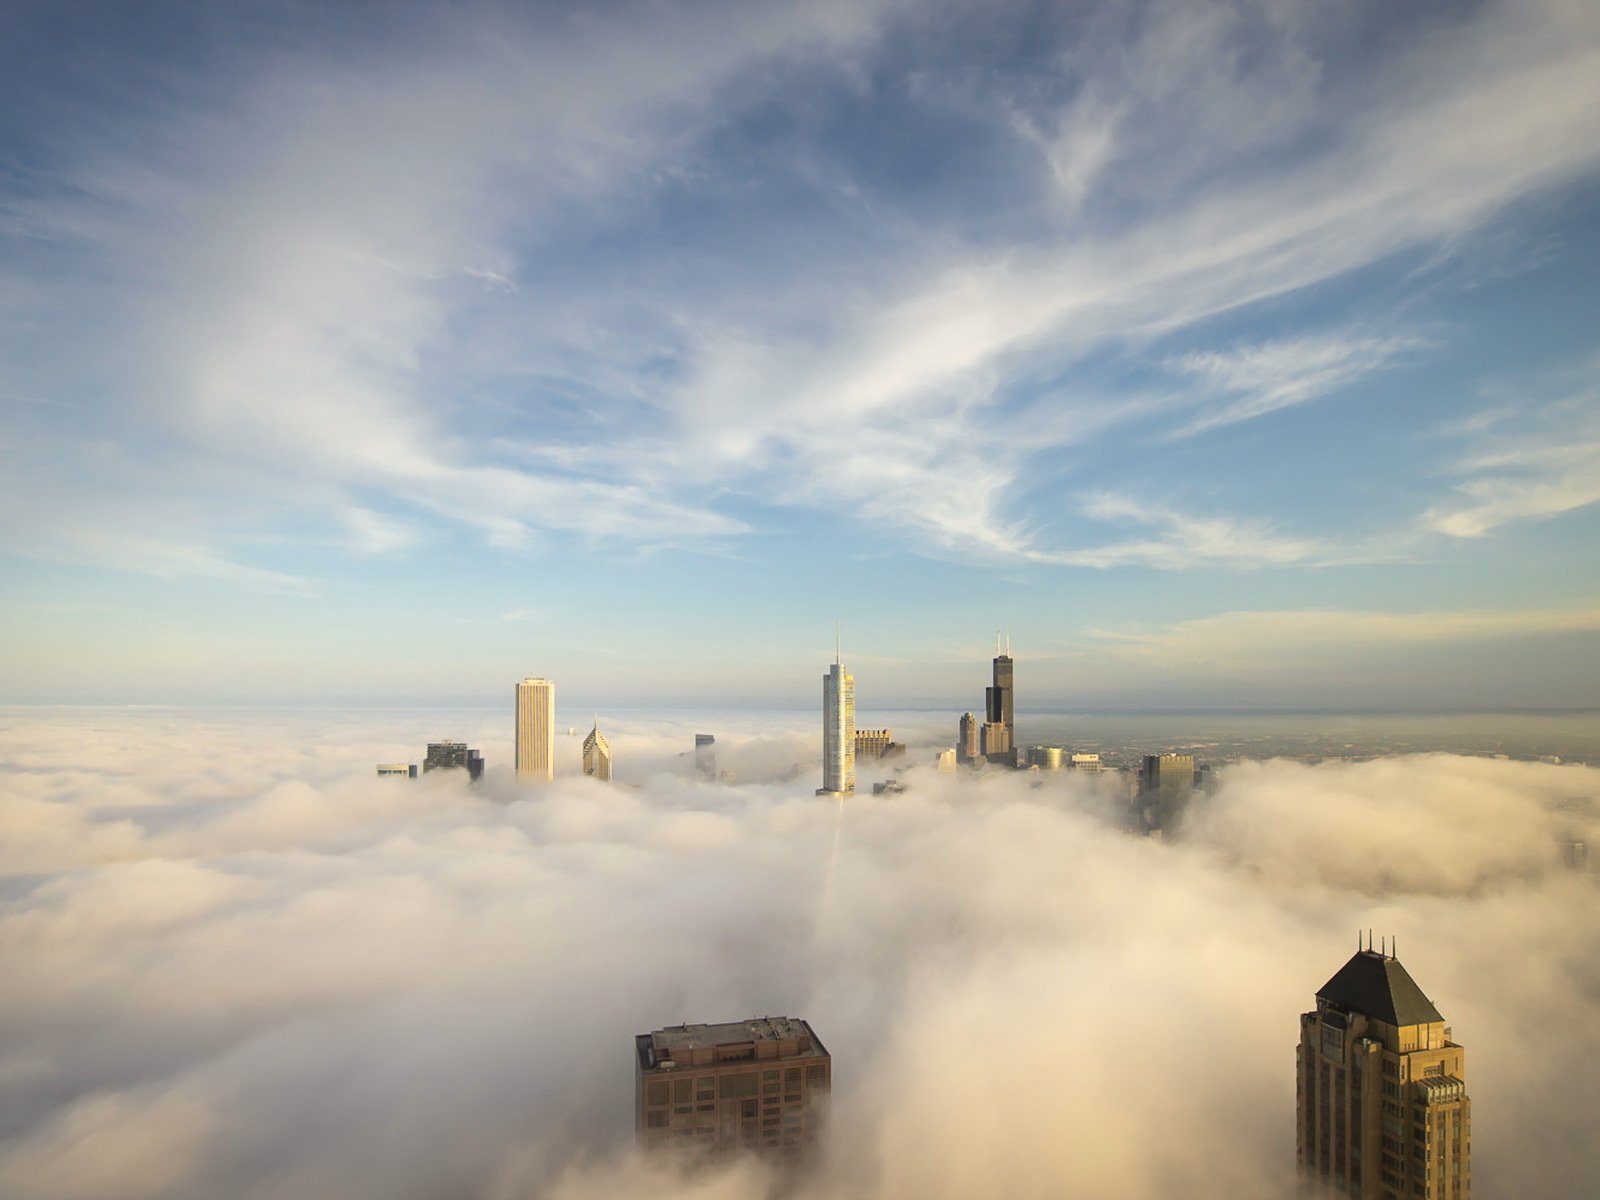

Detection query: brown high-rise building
xmin=1297 ymin=946 xmax=1470 ymax=1200
xmin=636 ymin=1016 xmax=830 ymax=1158
xmin=957 ymin=712 xmax=980 ymax=763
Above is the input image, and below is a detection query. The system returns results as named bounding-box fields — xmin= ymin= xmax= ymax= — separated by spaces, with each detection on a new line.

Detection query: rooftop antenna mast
xmin=835 ymin=621 xmax=841 ymax=667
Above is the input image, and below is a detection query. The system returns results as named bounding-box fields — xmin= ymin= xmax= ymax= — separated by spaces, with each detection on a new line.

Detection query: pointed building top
xmin=1317 ymin=949 xmax=1444 ymax=1026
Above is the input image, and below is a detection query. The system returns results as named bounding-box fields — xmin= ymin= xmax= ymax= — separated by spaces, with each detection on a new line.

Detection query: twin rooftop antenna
xmin=995 ymin=629 xmax=1012 ymax=656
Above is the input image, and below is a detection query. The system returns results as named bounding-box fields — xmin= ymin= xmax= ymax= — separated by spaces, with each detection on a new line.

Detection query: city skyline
xmin=1 ymin=1 xmax=1598 ymax=710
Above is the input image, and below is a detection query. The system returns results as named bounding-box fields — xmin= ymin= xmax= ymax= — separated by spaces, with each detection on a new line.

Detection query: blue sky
xmin=1 ymin=0 xmax=1597 ymax=707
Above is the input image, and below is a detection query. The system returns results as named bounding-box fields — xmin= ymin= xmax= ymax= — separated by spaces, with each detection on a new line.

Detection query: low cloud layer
xmin=2 ymin=709 xmax=1597 ymax=1199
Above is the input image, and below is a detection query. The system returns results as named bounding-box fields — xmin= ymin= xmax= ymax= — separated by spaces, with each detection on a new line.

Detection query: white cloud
xmin=0 ymin=709 xmax=1596 ymax=1198
xmin=1425 ymin=368 xmax=1600 ymax=537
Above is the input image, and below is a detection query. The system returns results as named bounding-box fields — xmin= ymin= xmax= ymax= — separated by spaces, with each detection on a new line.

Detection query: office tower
xmin=854 ymin=729 xmax=900 ymax=761
xmin=695 ymin=734 xmax=717 ymax=780
xmin=935 ymin=748 xmax=958 ymax=772
xmin=635 ymin=1016 xmax=830 ymax=1157
xmin=1069 ymin=752 xmax=1102 ymax=773
xmin=1028 ymin=745 xmax=1064 ymax=770
xmin=1139 ymin=753 xmax=1195 ymax=831
xmin=376 ymin=762 xmax=417 ymax=778
xmin=1563 ymin=840 xmax=1589 ymax=871
xmin=818 ymin=649 xmax=855 ymax=797
xmin=516 ymin=677 xmax=555 ymax=781
xmin=1298 ymin=943 xmax=1470 ymax=1199
xmin=984 ymin=635 xmax=1016 ymax=767
xmin=423 ymin=741 xmax=484 ymax=781
xmin=957 ymin=712 xmax=980 ymax=763
xmin=583 ymin=720 xmax=612 ymax=782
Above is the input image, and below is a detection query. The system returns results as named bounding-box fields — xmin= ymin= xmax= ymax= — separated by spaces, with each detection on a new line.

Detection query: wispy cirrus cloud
xmin=1425 ymin=364 xmax=1600 ymax=538
xmin=1165 ymin=330 xmax=1428 ymax=437
xmin=1034 ymin=493 xmax=1336 ymax=570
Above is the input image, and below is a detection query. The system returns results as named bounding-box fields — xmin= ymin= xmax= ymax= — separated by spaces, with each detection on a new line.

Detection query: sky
xmin=1 ymin=0 xmax=1598 ymax=707
xmin=2 ymin=708 xmax=1597 ymax=1199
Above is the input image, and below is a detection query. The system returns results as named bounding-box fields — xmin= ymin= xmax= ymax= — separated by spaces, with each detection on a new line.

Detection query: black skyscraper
xmin=983 ymin=639 xmax=1016 ymax=767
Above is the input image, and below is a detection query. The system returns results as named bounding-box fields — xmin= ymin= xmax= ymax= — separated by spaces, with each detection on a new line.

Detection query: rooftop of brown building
xmin=636 ymin=1016 xmax=826 ymax=1072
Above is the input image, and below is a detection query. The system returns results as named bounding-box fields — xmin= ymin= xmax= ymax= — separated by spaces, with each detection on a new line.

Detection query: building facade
xmin=1297 ymin=947 xmax=1470 ymax=1200
xmin=583 ymin=721 xmax=612 ymax=781
xmin=819 ymin=656 xmax=855 ymax=796
xmin=854 ymin=729 xmax=901 ymax=760
xmin=635 ymin=1017 xmax=830 ymax=1158
xmin=515 ymin=677 xmax=555 ymax=781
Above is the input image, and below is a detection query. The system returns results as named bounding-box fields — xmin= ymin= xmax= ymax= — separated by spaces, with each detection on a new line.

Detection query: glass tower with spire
xmin=818 ymin=634 xmax=855 ymax=796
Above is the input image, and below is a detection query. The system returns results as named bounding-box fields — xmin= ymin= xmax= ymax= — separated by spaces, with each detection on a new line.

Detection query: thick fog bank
xmin=1 ymin=710 xmax=1597 ymax=1199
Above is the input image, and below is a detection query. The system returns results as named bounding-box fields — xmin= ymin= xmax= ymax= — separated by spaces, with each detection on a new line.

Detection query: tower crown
xmin=1316 ymin=949 xmax=1444 ymax=1026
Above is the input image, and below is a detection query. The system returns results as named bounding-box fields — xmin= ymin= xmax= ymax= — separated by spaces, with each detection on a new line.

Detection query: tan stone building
xmin=1298 ymin=947 xmax=1470 ymax=1200
xmin=635 ymin=1016 xmax=830 ymax=1158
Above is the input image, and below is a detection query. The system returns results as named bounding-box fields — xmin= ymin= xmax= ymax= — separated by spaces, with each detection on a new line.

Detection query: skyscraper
xmin=695 ymin=733 xmax=717 ymax=780
xmin=957 ymin=712 xmax=980 ymax=763
xmin=635 ymin=1016 xmax=830 ymax=1157
xmin=984 ymin=635 xmax=1016 ymax=767
xmin=423 ymin=740 xmax=484 ymax=780
xmin=1298 ymin=943 xmax=1470 ymax=1199
xmin=515 ymin=677 xmax=555 ymax=781
xmin=1139 ymin=753 xmax=1196 ymax=832
xmin=583 ymin=720 xmax=612 ymax=782
xmin=818 ymin=646 xmax=855 ymax=797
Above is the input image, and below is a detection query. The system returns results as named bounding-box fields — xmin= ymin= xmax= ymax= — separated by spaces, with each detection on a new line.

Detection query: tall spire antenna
xmin=835 ymin=621 xmax=841 ymax=667
xmin=995 ymin=629 xmax=1001 ymax=656
xmin=1006 ymin=630 xmax=1012 ymax=656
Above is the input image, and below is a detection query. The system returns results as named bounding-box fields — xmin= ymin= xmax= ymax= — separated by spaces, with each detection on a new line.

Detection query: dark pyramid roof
xmin=1317 ymin=950 xmax=1444 ymax=1026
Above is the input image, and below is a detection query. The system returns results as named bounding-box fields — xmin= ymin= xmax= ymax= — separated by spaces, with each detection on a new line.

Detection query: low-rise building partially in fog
xmin=635 ymin=1017 xmax=830 ymax=1158
xmin=376 ymin=762 xmax=417 ymax=778
xmin=935 ymin=748 xmax=957 ymax=772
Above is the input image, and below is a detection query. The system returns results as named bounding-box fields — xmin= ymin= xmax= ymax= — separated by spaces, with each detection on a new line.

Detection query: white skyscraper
xmin=818 ymin=643 xmax=855 ymax=797
xmin=516 ymin=677 xmax=555 ymax=781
